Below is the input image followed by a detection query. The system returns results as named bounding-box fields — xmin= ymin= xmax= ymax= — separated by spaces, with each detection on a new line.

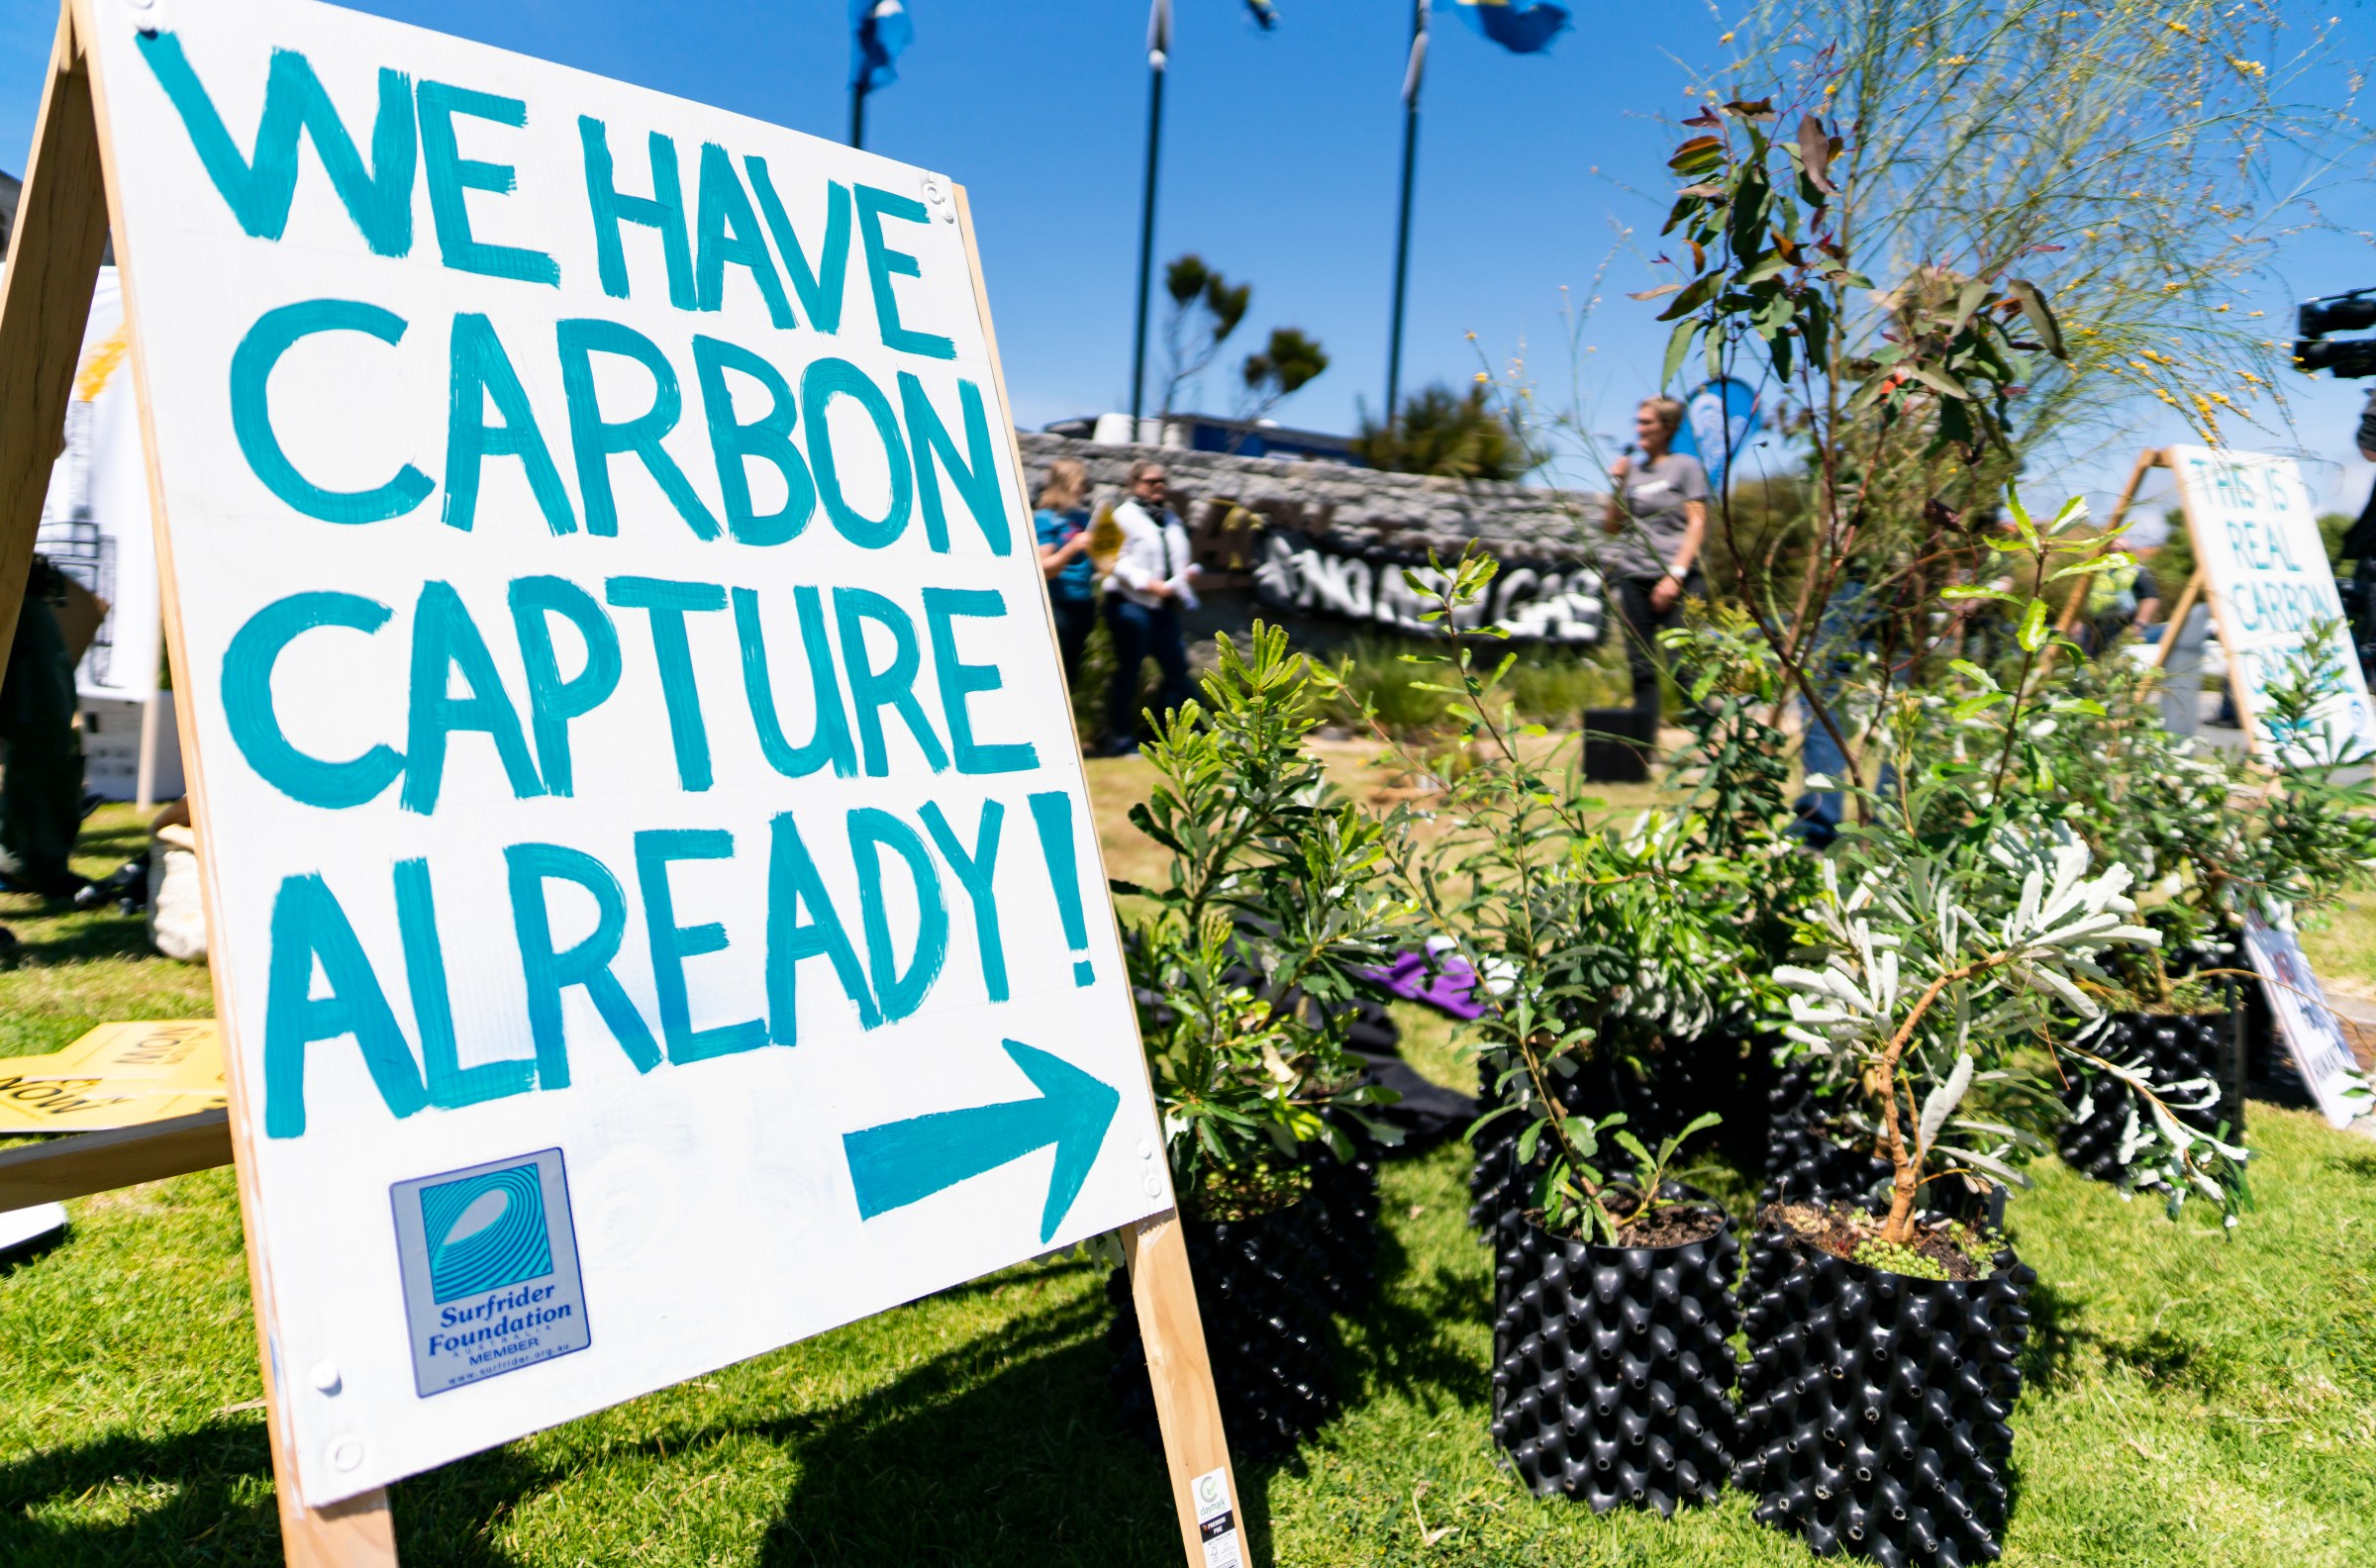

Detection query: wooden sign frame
xmin=0 ymin=5 xmax=1239 ymax=1565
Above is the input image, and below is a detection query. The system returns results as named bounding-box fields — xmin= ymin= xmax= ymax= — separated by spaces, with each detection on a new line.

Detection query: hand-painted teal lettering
xmin=506 ymin=842 xmax=661 ymax=1083
xmin=801 ymin=358 xmax=913 ymax=548
xmin=578 ymin=116 xmax=695 ymax=308
xmin=404 ymin=581 xmax=545 ymax=815
xmin=446 ymin=312 xmax=577 ymax=534
xmin=1028 ymin=791 xmax=1095 ymax=987
xmin=847 ymin=808 xmax=948 ymax=1024
xmin=635 ymin=829 xmax=769 ymax=1064
xmin=607 ymin=576 xmax=728 ymax=791
xmin=232 ymin=301 xmax=433 ymax=523
xmin=508 ymin=577 xmax=622 ymax=795
xmin=766 ymin=811 xmax=882 ymax=1040
xmin=744 ymin=161 xmax=853 ymax=333
xmin=919 ymin=800 xmax=1008 ymax=1002
xmin=692 ymin=336 xmax=816 ymax=544
xmin=898 ymin=373 xmax=1009 ymax=555
xmin=853 ymin=184 xmax=954 ymax=359
xmin=555 ymin=319 xmax=721 ymax=539
xmin=922 ymin=588 xmax=1038 ymax=775
xmin=398 ymin=857 xmax=535 ymax=1108
xmin=694 ymin=144 xmax=795 ymax=327
xmin=735 ymin=585 xmax=856 ymax=778
xmin=223 ymin=592 xmax=404 ymax=808
xmin=263 ymin=872 xmax=428 ymax=1138
xmin=833 ymin=589 xmax=949 ymax=776
xmin=137 ymin=32 xmax=415 ymax=255
xmin=418 ymin=81 xmax=559 ymax=285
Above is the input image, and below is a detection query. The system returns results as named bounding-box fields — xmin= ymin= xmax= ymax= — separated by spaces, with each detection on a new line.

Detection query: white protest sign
xmin=85 ymin=0 xmax=1167 ymax=1505
xmin=37 ymin=266 xmax=162 ymax=701
xmin=2240 ymin=911 xmax=2371 ymax=1131
xmin=2165 ymin=443 xmax=2376 ymax=765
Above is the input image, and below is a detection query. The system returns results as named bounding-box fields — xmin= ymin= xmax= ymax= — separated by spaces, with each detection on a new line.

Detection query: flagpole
xmin=1386 ymin=2 xmax=1426 ymax=431
xmin=1130 ymin=7 xmax=1171 ymax=429
xmin=849 ymin=81 xmax=867 ymax=149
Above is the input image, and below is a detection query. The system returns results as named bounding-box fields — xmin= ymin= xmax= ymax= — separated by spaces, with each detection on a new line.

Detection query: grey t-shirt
xmin=1603 ymin=452 xmax=1709 ymax=579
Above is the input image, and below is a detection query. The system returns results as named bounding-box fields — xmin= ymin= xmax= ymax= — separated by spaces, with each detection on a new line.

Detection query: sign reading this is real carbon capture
xmin=2167 ymin=443 xmax=2376 ymax=764
xmin=85 ymin=0 xmax=1166 ymax=1504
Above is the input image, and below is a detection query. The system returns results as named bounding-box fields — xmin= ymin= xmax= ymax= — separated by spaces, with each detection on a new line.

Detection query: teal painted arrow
xmin=842 ymin=1039 xmax=1122 ymax=1243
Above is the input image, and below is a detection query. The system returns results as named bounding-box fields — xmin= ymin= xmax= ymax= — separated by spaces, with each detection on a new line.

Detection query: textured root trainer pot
xmin=1108 ymin=1196 xmax=1338 ymax=1459
xmin=1489 ymin=1203 xmax=1740 ymax=1515
xmin=1308 ymin=1146 xmax=1382 ymax=1314
xmin=2059 ymin=1011 xmax=2240 ymax=1185
xmin=1763 ymin=1060 xmax=1894 ymax=1208
xmin=1737 ymin=1221 xmax=2036 ymax=1567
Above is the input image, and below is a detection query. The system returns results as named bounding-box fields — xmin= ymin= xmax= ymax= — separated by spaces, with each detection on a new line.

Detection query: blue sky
xmin=3 ymin=0 xmax=2372 ymax=517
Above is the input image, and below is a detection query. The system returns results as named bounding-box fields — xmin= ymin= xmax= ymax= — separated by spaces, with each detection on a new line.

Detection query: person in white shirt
xmin=1102 ymin=460 xmax=1198 ymax=756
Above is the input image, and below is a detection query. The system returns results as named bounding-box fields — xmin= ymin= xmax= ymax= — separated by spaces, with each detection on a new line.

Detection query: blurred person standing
xmin=1033 ymin=457 xmax=1098 ymax=690
xmin=0 ymin=558 xmax=88 ymax=900
xmin=1601 ymin=396 xmax=1708 ymax=722
xmin=1101 ymin=460 xmax=1196 ymax=757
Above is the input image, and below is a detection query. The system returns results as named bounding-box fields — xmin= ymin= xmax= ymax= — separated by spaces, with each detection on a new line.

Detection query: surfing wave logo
xmin=420 ymin=1162 xmax=553 ymax=1303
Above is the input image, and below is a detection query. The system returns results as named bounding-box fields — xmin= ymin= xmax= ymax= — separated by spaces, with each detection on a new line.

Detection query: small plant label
xmin=81 ymin=0 xmax=1169 ymax=1505
xmin=1192 ymin=1467 xmax=1242 ymax=1568
xmin=2241 ymin=913 xmax=2371 ymax=1130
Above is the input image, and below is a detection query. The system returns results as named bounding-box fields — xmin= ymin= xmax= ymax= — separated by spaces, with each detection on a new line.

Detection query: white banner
xmin=37 ymin=266 xmax=162 ymax=701
xmin=87 ymin=0 xmax=1165 ymax=1505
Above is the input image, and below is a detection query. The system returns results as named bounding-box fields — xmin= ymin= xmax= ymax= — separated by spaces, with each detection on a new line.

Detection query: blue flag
xmin=1669 ymin=376 xmax=1762 ymax=489
xmin=1454 ymin=0 xmax=1569 ymax=53
xmin=851 ymin=0 xmax=914 ymax=93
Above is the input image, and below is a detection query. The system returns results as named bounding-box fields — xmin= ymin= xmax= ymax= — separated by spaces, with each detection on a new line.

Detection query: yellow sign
xmin=0 ymin=1022 xmax=222 ymax=1133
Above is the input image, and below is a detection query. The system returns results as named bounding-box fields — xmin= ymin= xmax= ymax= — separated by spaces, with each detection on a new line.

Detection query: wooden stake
xmin=60 ymin=0 xmax=394 ymax=1556
xmin=955 ymin=180 xmax=1242 ymax=1568
xmin=1125 ymin=1211 xmax=1246 ymax=1566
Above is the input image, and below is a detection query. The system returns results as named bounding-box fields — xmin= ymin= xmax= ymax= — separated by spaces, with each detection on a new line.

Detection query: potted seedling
xmin=1337 ymin=552 xmax=1750 ymax=1515
xmin=1107 ymin=624 xmax=1407 ymax=1458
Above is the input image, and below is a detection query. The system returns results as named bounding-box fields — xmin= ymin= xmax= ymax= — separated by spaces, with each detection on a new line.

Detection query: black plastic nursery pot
xmin=1467 ymin=1040 xmax=1733 ymax=1238
xmin=1108 ymin=1190 xmax=1339 ymax=1460
xmin=1763 ymin=1058 xmax=1894 ymax=1209
xmin=2058 ymin=1009 xmax=2243 ymax=1185
xmin=1489 ymin=1192 xmax=1740 ymax=1514
xmin=1737 ymin=1213 xmax=2036 ymax=1568
xmin=1307 ymin=1140 xmax=1382 ymax=1315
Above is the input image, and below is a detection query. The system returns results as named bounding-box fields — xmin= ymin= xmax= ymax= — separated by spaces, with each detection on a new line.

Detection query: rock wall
xmin=1014 ymin=431 xmax=1599 ymax=560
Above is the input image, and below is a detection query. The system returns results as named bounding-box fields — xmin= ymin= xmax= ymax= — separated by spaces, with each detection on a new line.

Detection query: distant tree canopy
xmin=1355 ymin=383 xmax=1535 ymax=482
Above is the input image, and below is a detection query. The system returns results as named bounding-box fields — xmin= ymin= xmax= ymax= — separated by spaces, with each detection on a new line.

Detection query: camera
xmin=2294 ymin=288 xmax=2376 ymax=378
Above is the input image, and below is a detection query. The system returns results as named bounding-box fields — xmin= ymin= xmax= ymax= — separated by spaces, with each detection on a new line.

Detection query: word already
xmin=262 ymin=791 xmax=1090 ymax=1138
xmin=139 ymin=31 xmax=953 ymax=353
xmin=225 ymin=577 xmax=1034 ymax=813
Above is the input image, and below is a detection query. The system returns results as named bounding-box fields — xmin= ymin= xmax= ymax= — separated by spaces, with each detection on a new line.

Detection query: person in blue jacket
xmin=1033 ymin=457 xmax=1098 ymax=690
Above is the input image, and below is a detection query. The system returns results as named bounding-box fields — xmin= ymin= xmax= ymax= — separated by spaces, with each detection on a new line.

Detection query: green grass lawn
xmin=4 ymin=798 xmax=2375 ymax=1565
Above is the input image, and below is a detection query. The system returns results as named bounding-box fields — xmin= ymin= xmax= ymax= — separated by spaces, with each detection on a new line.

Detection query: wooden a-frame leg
xmin=0 ymin=1 xmax=111 ymax=658
xmin=1126 ymin=1210 xmax=1246 ymax=1567
xmin=14 ymin=2 xmax=398 ymax=1560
